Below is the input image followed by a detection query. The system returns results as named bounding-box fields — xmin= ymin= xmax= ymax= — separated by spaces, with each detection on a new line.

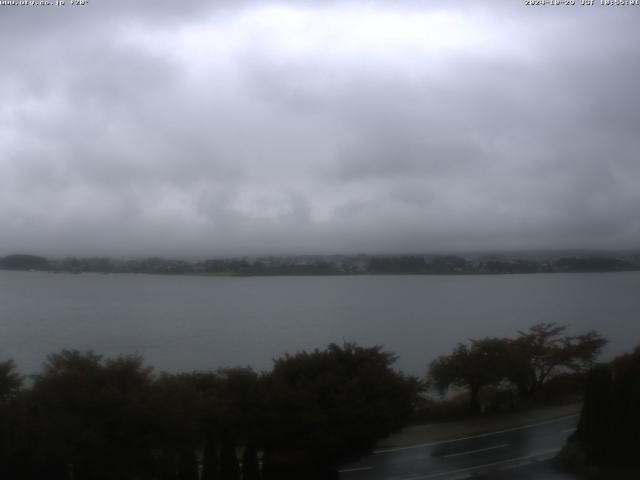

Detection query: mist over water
xmin=2 ymin=270 xmax=638 ymax=376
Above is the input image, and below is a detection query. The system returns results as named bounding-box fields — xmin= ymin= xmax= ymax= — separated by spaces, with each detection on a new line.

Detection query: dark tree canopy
xmin=428 ymin=323 xmax=607 ymax=414
xmin=508 ymin=323 xmax=607 ymax=398
xmin=264 ymin=343 xmax=422 ymax=472
xmin=23 ymin=351 xmax=156 ymax=480
xmin=0 ymin=360 xmax=22 ymax=402
xmin=429 ymin=338 xmax=511 ymax=414
xmin=573 ymin=346 xmax=640 ymax=467
xmin=0 ymin=254 xmax=49 ymax=271
xmin=0 ymin=343 xmax=421 ymax=480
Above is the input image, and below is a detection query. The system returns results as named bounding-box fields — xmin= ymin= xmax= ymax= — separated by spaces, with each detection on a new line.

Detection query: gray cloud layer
xmin=1 ymin=1 xmax=639 ymax=256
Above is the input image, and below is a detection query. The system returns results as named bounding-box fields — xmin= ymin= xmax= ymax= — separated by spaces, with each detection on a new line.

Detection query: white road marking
xmin=442 ymin=443 xmax=508 ymax=459
xmin=374 ymin=414 xmax=579 ymax=454
xmin=409 ymin=447 xmax=562 ymax=479
xmin=562 ymin=427 xmax=577 ymax=433
xmin=338 ymin=466 xmax=373 ymax=473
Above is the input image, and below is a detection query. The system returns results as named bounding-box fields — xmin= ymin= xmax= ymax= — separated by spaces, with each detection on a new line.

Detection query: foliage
xmin=0 ymin=360 xmax=22 ymax=402
xmin=429 ymin=338 xmax=511 ymax=414
xmin=0 ymin=343 xmax=421 ymax=479
xmin=2 ymin=252 xmax=639 ymax=275
xmin=368 ymin=256 xmax=428 ymax=274
xmin=572 ymin=346 xmax=640 ymax=467
xmin=24 ymin=351 xmax=156 ymax=480
xmin=0 ymin=254 xmax=49 ymax=271
xmin=508 ymin=323 xmax=607 ymax=398
xmin=554 ymin=257 xmax=635 ymax=272
xmin=428 ymin=323 xmax=607 ymax=414
xmin=263 ymin=343 xmax=422 ymax=472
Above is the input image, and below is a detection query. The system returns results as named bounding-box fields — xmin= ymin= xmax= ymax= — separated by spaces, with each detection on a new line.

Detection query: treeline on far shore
xmin=1 ymin=252 xmax=640 ymax=276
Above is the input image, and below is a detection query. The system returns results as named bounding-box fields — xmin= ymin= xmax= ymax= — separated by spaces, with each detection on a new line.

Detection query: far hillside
xmin=1 ymin=251 xmax=639 ymax=276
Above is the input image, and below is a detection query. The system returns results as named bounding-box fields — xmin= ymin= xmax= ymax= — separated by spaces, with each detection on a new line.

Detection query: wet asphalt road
xmin=339 ymin=414 xmax=579 ymax=480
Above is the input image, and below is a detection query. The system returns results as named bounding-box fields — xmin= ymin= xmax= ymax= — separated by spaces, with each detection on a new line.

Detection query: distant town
xmin=1 ymin=251 xmax=639 ymax=276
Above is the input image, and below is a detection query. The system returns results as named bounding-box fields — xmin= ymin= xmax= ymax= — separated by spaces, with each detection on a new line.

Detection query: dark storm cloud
xmin=1 ymin=0 xmax=639 ymax=256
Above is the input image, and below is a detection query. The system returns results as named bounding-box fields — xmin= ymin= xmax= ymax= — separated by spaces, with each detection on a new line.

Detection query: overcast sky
xmin=1 ymin=0 xmax=639 ymax=257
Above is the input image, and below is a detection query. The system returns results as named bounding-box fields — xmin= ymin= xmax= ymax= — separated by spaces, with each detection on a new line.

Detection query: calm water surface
xmin=1 ymin=271 xmax=639 ymax=375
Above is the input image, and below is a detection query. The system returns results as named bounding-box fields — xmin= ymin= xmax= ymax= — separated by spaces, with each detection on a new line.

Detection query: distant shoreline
xmin=2 ymin=252 xmax=639 ymax=277
xmin=3 ymin=268 xmax=639 ymax=278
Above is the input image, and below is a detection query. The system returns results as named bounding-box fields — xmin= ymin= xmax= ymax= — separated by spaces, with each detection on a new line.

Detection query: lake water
xmin=1 ymin=270 xmax=639 ymax=376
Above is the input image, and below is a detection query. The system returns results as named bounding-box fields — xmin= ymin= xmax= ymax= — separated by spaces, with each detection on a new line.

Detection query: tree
xmin=219 ymin=435 xmax=240 ymax=480
xmin=429 ymin=338 xmax=511 ymax=414
xmin=368 ymin=256 xmax=428 ymax=274
xmin=0 ymin=254 xmax=49 ymax=271
xmin=201 ymin=431 xmax=219 ymax=480
xmin=508 ymin=323 xmax=607 ymax=398
xmin=263 ymin=343 xmax=421 ymax=476
xmin=25 ymin=350 xmax=156 ymax=480
xmin=0 ymin=360 xmax=22 ymax=402
xmin=0 ymin=359 xmax=23 ymax=480
xmin=571 ymin=345 xmax=640 ymax=467
xmin=429 ymin=324 xmax=608 ymax=412
xmin=242 ymin=444 xmax=260 ymax=480
xmin=0 ymin=344 xmax=419 ymax=479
